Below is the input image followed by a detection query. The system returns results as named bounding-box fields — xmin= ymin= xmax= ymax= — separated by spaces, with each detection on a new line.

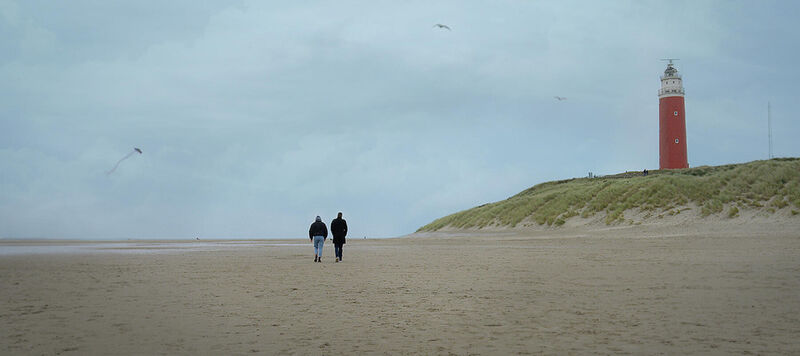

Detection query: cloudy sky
xmin=2 ymin=1 xmax=799 ymax=239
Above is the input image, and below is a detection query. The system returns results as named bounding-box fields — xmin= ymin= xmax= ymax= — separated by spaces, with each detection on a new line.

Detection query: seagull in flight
xmin=554 ymin=96 xmax=567 ymax=101
xmin=434 ymin=24 xmax=451 ymax=31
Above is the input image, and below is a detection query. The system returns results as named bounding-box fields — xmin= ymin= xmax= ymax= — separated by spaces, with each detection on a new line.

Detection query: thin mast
xmin=768 ymin=102 xmax=773 ymax=159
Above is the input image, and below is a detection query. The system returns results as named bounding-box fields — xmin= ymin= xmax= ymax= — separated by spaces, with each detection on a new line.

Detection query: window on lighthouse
xmin=674 ymin=111 xmax=679 ymax=116
xmin=675 ymin=138 xmax=680 ymax=143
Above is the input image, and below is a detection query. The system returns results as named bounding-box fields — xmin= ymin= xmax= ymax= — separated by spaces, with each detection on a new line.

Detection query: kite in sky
xmin=433 ymin=24 xmax=451 ymax=30
xmin=106 ymin=147 xmax=142 ymax=175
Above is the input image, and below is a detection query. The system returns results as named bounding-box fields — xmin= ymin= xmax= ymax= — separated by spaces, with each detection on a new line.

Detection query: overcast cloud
xmin=1 ymin=0 xmax=799 ymax=239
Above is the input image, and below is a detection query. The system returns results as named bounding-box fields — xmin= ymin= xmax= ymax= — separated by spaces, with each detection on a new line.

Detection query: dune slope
xmin=418 ymin=158 xmax=800 ymax=232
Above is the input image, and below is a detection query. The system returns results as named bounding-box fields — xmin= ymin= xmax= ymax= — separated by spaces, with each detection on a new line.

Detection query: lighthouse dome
xmin=664 ymin=64 xmax=678 ymax=77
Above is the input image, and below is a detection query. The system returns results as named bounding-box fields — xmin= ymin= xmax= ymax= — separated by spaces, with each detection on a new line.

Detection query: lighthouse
xmin=658 ymin=60 xmax=688 ymax=169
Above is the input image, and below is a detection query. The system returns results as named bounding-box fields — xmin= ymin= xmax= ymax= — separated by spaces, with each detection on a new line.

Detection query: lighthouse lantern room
xmin=658 ymin=60 xmax=688 ymax=169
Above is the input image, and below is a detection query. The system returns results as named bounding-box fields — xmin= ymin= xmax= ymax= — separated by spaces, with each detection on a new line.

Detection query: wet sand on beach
xmin=2 ymin=230 xmax=800 ymax=354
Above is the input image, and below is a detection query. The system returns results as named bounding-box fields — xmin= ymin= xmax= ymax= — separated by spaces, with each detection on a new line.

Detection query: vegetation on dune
xmin=418 ymin=158 xmax=800 ymax=232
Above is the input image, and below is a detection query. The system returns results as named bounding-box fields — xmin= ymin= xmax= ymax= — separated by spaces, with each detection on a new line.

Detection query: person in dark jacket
xmin=309 ymin=216 xmax=328 ymax=263
xmin=330 ymin=212 xmax=348 ymax=262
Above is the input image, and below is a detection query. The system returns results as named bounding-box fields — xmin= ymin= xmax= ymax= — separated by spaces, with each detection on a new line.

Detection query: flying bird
xmin=554 ymin=96 xmax=567 ymax=101
xmin=134 ymin=148 xmax=142 ymax=154
xmin=433 ymin=24 xmax=451 ymax=31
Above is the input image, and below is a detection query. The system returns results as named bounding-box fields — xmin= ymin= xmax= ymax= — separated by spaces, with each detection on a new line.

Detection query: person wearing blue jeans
xmin=309 ymin=216 xmax=328 ymax=263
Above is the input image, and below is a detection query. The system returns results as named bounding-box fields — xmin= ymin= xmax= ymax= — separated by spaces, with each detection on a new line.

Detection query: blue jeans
xmin=334 ymin=243 xmax=343 ymax=260
xmin=313 ymin=236 xmax=325 ymax=257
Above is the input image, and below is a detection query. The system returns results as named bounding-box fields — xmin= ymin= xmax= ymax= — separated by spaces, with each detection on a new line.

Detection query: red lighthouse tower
xmin=658 ymin=59 xmax=688 ymax=169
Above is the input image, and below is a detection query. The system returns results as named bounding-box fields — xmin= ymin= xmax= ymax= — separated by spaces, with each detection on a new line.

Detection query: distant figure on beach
xmin=643 ymin=169 xmax=649 ymax=176
xmin=331 ymin=212 xmax=348 ymax=262
xmin=309 ymin=216 xmax=328 ymax=263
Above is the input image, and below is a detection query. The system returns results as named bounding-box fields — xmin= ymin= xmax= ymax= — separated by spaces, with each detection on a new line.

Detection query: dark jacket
xmin=331 ymin=218 xmax=348 ymax=244
xmin=309 ymin=221 xmax=328 ymax=240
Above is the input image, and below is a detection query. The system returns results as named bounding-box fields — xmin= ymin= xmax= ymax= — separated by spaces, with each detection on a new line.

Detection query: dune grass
xmin=417 ymin=158 xmax=800 ymax=232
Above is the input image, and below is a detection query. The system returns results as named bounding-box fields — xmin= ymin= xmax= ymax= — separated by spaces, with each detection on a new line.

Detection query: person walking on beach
xmin=331 ymin=212 xmax=348 ymax=262
xmin=309 ymin=216 xmax=328 ymax=263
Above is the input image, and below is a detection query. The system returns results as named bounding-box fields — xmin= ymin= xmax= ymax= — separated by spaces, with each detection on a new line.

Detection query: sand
xmin=2 ymin=227 xmax=800 ymax=355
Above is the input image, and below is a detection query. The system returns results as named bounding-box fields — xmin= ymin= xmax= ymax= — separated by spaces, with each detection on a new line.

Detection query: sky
xmin=1 ymin=0 xmax=799 ymax=239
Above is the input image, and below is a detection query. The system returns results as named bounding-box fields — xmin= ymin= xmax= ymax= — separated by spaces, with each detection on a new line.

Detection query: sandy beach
xmin=2 ymin=227 xmax=800 ymax=355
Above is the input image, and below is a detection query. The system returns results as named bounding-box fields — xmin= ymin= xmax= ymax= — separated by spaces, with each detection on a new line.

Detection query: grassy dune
xmin=418 ymin=158 xmax=800 ymax=232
